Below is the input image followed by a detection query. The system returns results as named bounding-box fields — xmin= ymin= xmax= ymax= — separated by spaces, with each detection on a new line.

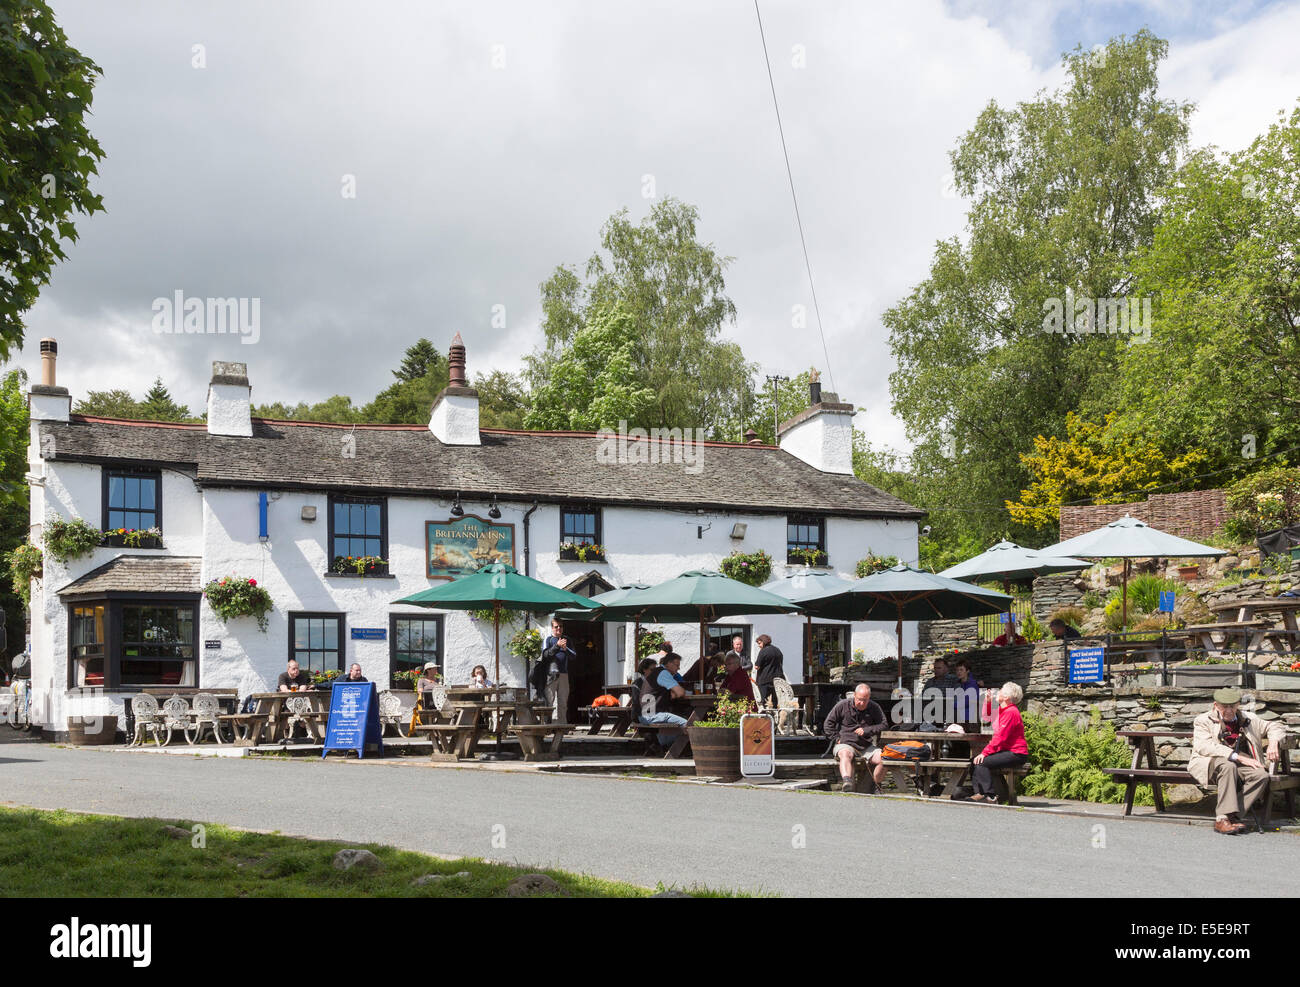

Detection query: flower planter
xmin=1177 ymin=565 xmax=1200 ymax=582
xmin=787 ymin=551 xmax=828 ymax=567
xmin=688 ymin=725 xmax=743 ymax=782
xmin=558 ymin=546 xmax=604 ymax=563
xmin=1255 ymin=670 xmax=1300 ymax=692
xmin=1171 ymin=666 xmax=1246 ymax=688
xmin=102 ymin=534 xmax=163 ymax=550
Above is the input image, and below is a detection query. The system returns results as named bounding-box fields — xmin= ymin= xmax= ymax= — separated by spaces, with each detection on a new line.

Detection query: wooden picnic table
xmin=422 ymin=697 xmax=552 ymax=760
xmin=1167 ymin=620 xmax=1294 ymax=661
xmin=878 ymin=730 xmax=1003 ymax=800
xmin=1208 ymin=597 xmax=1300 ymax=638
xmin=231 ymin=691 xmax=330 ymax=747
xmin=1108 ymin=729 xmax=1299 ymax=823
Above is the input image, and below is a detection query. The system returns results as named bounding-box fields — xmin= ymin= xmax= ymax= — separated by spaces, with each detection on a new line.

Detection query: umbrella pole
xmin=805 ymin=614 xmax=812 ymax=682
xmin=494 ymin=601 xmax=502 ymax=756
xmin=895 ymin=610 xmax=904 ymax=690
xmin=1122 ymin=559 xmax=1130 ymax=632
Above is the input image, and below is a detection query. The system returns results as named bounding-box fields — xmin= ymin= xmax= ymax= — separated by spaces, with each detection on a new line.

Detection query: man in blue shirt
xmin=637 ymin=653 xmax=688 ymax=747
xmin=542 ymin=617 xmax=578 ymax=723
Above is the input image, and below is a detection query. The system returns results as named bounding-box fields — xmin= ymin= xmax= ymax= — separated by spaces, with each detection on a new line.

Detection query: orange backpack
xmin=882 ymin=740 xmax=931 ymax=761
xmin=591 ymin=694 xmax=620 ymax=708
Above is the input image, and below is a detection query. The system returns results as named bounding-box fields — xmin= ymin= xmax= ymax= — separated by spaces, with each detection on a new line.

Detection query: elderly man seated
xmin=824 ymin=683 xmax=887 ymax=793
xmin=715 ymin=651 xmax=756 ymax=703
xmin=1190 ymin=688 xmax=1286 ymax=834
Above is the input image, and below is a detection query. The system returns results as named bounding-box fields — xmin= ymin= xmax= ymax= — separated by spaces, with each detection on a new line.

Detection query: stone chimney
xmin=428 ymin=333 xmax=480 ymax=445
xmin=28 ymin=338 xmax=70 ymax=422
xmin=776 ymin=376 xmax=854 ymax=474
xmin=206 ymin=361 xmax=252 ymax=437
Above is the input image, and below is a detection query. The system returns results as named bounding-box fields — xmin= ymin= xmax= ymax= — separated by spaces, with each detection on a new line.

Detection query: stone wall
xmin=917 ymin=617 xmax=979 ymax=652
xmin=1059 ymin=488 xmax=1228 ymax=542
xmin=1031 ymin=573 xmax=1086 ymax=621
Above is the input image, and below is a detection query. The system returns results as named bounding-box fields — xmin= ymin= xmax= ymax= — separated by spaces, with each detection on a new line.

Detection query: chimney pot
xmin=448 ymin=334 xmax=467 ymax=387
xmin=743 ymin=428 xmax=762 ymax=446
xmin=40 ymin=337 xmax=57 ymax=387
xmin=809 ymin=379 xmax=822 ymax=405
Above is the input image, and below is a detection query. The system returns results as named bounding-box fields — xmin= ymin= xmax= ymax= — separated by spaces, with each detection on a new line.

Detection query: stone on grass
xmin=412 ymin=871 xmax=471 ymax=886
xmin=161 ymin=825 xmax=191 ymax=840
xmin=333 ymin=848 xmax=384 ymax=873
xmin=506 ymin=873 xmax=568 ymax=897
xmin=1165 ymin=784 xmax=1208 ymax=805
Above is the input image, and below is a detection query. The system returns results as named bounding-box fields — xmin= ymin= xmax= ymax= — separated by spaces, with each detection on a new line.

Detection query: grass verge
xmin=0 ymin=805 xmax=697 ymax=897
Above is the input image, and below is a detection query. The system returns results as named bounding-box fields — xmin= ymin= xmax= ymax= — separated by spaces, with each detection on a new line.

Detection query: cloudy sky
xmin=12 ymin=0 xmax=1300 ymax=450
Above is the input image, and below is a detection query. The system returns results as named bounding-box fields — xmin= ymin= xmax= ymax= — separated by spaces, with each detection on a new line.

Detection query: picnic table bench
xmin=579 ymin=703 xmax=636 ymax=736
xmin=220 ymin=691 xmax=330 ymax=747
xmin=506 ymin=722 xmax=576 ymax=761
xmin=1208 ymin=596 xmax=1300 ymax=638
xmin=1166 ymin=620 xmax=1294 ymax=661
xmin=1104 ymin=729 xmax=1298 ymax=823
xmin=873 ymin=731 xmax=1029 ymax=803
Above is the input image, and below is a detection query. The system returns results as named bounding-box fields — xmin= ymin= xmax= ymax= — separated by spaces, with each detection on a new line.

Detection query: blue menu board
xmin=322 ymin=682 xmax=384 ymax=758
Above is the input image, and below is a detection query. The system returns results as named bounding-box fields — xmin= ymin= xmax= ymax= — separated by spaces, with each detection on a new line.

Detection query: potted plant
xmin=5 ymin=542 xmax=43 ymax=605
xmin=1176 ymin=562 xmax=1200 ymax=582
xmin=1171 ymin=657 xmax=1247 ymax=688
xmin=1256 ymin=661 xmax=1300 ymax=692
xmin=787 ymin=547 xmax=828 ymax=567
xmin=391 ymin=669 xmax=421 ymax=691
xmin=102 ymin=526 xmax=164 ymax=549
xmin=204 ymin=576 xmax=275 ymax=632
xmin=855 ymin=553 xmax=899 ymax=577
xmin=559 ymin=542 xmax=604 ymax=562
xmin=331 ymin=554 xmax=388 ymax=576
xmin=43 ymin=516 xmax=103 ymax=563
xmin=312 ymin=668 xmax=341 ymax=687
xmin=719 ymin=549 xmax=773 ymax=586
xmin=688 ymin=690 xmax=755 ymax=782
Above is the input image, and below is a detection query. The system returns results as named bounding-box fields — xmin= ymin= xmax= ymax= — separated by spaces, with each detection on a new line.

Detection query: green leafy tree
xmin=0 ymin=0 xmax=106 ymax=358
xmin=73 ymin=389 xmax=143 ymax=419
xmin=252 ymin=394 xmax=360 ymax=423
xmin=524 ymin=306 xmax=656 ymax=430
xmin=531 ymin=197 xmax=755 ymax=439
xmin=474 ymin=370 xmax=529 ymax=430
xmin=1108 ymin=104 xmax=1300 ymax=468
xmin=359 ymin=338 xmax=450 ymax=423
xmin=138 ymin=378 xmax=191 ymax=421
xmin=884 ymin=31 xmax=1192 ymax=547
xmin=0 ymin=368 xmax=30 ymax=658
xmin=393 ymin=338 xmax=442 ymax=383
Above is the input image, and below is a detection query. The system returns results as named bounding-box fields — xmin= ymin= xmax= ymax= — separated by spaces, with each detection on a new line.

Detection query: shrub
xmin=719 ymin=550 xmax=772 ymax=586
xmin=43 ymin=516 xmax=102 ymax=563
xmin=1126 ymin=573 xmax=1179 ymax=615
xmin=855 ymin=553 xmax=899 ymax=578
xmin=636 ymin=629 xmax=666 ymax=660
xmin=203 ymin=576 xmax=274 ymax=632
xmin=1021 ymin=613 xmax=1048 ymax=642
xmin=507 ymin=627 xmax=541 ymax=662
xmin=1020 ymin=710 xmax=1153 ymax=805
xmin=694 ymin=689 xmax=755 ymax=727
xmin=1080 ymin=590 xmax=1102 ymax=611
xmin=4 ymin=542 xmax=43 ymax=605
xmin=1048 ymin=606 xmax=1085 ymax=629
xmin=1224 ymin=466 xmax=1300 ymax=540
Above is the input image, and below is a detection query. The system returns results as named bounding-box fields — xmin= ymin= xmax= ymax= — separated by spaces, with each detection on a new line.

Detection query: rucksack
xmin=882 ymin=740 xmax=931 ymax=761
xmin=591 ymin=694 xmax=620 ymax=708
xmin=529 ymin=656 xmax=553 ymax=693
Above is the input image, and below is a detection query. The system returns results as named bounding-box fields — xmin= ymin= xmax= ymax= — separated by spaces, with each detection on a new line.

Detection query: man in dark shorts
xmin=824 ymin=683 xmax=886 ymax=792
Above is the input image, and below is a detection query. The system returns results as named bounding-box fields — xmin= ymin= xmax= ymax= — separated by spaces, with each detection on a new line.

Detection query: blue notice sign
xmin=322 ymin=682 xmax=384 ymax=758
xmin=1158 ymin=591 xmax=1176 ymax=613
xmin=350 ymin=627 xmax=387 ymax=641
xmin=1068 ymin=646 xmax=1105 ymax=685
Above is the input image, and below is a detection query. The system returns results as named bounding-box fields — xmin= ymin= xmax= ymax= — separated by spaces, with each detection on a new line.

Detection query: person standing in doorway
xmin=753 ymin=633 xmax=785 ymax=707
xmin=542 ymin=617 xmax=577 ymax=723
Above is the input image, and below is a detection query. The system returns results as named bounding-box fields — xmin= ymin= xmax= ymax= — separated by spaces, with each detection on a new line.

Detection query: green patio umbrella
xmin=587 ymin=570 xmax=803 ymax=665
xmin=761 ymin=570 xmax=859 ymax=680
xmin=554 ymin=584 xmax=653 ymax=680
xmin=940 ymin=539 xmax=1089 ymax=636
xmin=394 ymin=562 xmax=600 ymax=695
xmin=1040 ymin=515 xmax=1225 ymax=631
xmin=812 ymin=564 xmax=1013 ymax=685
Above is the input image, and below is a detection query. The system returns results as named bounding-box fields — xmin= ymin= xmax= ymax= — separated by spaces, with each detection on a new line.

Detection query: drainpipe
xmin=522 ymin=500 xmax=540 ymax=690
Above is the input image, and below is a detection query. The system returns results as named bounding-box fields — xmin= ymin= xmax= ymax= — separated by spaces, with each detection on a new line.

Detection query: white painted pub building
xmin=23 ymin=337 xmax=922 ymax=736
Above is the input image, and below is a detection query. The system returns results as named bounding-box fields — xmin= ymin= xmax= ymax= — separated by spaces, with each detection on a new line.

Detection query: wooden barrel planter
xmin=67 ymin=715 xmax=118 ymax=745
xmin=688 ymin=725 xmax=742 ymax=782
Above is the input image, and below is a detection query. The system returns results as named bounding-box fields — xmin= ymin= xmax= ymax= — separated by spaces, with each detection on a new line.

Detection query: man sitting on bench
xmin=825 ymin=684 xmax=887 ymax=793
xmin=1190 ymin=688 xmax=1285 ymax=835
xmin=637 ymin=656 xmax=688 ymax=746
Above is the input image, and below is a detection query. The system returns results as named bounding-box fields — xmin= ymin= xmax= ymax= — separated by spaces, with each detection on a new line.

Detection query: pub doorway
xmin=559 ymin=570 xmax=615 ymax=722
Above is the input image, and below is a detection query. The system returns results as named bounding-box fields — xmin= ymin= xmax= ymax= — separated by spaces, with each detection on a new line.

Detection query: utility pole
xmin=765 ymin=374 xmax=788 ymax=444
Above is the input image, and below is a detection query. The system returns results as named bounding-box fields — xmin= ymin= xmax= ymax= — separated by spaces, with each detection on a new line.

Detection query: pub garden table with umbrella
xmin=573 ymin=569 xmax=803 ymax=757
xmin=810 ymin=564 xmax=1013 ymax=688
xmin=939 ymin=540 xmax=1089 ymax=636
xmin=395 ymin=563 xmax=600 ymax=757
xmin=1040 ymin=516 xmax=1225 ymax=631
xmin=761 ymin=569 xmax=859 ymax=680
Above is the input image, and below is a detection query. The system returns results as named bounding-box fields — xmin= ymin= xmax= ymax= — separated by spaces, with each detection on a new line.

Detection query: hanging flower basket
xmin=720 ymin=550 xmax=772 ymax=586
xmin=204 ymin=576 xmax=274 ymax=632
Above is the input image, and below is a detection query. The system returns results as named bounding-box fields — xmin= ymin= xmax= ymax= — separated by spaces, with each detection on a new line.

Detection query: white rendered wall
xmin=206 ymin=383 xmax=252 ymax=437
xmin=428 ymin=393 xmax=481 ymax=445
xmin=779 ymin=411 xmax=854 ymax=475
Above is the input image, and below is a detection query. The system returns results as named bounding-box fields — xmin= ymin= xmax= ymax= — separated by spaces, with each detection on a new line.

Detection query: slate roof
xmin=57 ymin=555 xmax=203 ymax=597
xmin=38 ymin=416 xmax=924 ymax=519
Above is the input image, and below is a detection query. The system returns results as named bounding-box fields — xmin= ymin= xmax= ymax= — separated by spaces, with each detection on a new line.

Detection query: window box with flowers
xmin=787 ymin=547 xmax=829 ymax=568
xmin=311 ymin=668 xmax=342 ymax=687
xmin=720 ymin=549 xmax=772 ymax=587
xmin=101 ymin=526 xmax=164 ymax=550
xmin=855 ymin=553 xmax=899 ymax=577
xmin=204 ymin=576 xmax=275 ymax=632
xmin=329 ymin=555 xmax=390 ymax=577
xmin=559 ymin=542 xmax=605 ymax=563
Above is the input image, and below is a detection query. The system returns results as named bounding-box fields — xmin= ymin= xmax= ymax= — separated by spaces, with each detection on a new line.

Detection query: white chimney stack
xmin=777 ymin=377 xmax=854 ymax=475
xmin=28 ymin=338 xmax=70 ymax=422
xmin=206 ymin=361 xmax=252 ymax=437
xmin=428 ymin=333 xmax=480 ymax=445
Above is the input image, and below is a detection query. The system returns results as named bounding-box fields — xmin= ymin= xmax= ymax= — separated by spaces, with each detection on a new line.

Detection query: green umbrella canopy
xmin=553 ymin=584 xmax=653 ymax=623
xmin=760 ymin=570 xmax=859 ymax=616
xmin=394 ymin=563 xmax=600 ymax=612
xmin=1040 ymin=515 xmax=1226 ymax=560
xmin=939 ymin=540 xmax=1089 ymax=584
xmin=589 ymin=570 xmax=803 ymax=624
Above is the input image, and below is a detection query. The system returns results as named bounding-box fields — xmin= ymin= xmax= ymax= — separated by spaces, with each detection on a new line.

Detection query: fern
xmin=1020 ymin=710 xmax=1154 ymax=805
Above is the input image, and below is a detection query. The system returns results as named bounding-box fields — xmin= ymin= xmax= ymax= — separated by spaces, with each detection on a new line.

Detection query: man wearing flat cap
xmin=1189 ymin=688 xmax=1286 ymax=835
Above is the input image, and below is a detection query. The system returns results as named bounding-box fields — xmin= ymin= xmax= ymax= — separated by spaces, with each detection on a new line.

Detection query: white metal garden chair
xmin=771 ymin=677 xmax=807 ymax=736
xmin=284 ymin=694 xmax=316 ymax=743
xmin=161 ymin=695 xmax=191 ymax=746
xmin=129 ymin=694 xmax=166 ymax=746
xmin=377 ymin=689 xmax=408 ymax=737
xmin=188 ymin=693 xmax=223 ymax=744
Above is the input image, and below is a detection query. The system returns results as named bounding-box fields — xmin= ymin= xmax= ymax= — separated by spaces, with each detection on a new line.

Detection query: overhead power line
xmin=753 ymin=0 xmax=837 ymax=398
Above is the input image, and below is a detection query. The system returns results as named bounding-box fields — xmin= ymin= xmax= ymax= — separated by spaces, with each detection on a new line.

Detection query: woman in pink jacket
xmin=970 ymin=682 xmax=1029 ymax=804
